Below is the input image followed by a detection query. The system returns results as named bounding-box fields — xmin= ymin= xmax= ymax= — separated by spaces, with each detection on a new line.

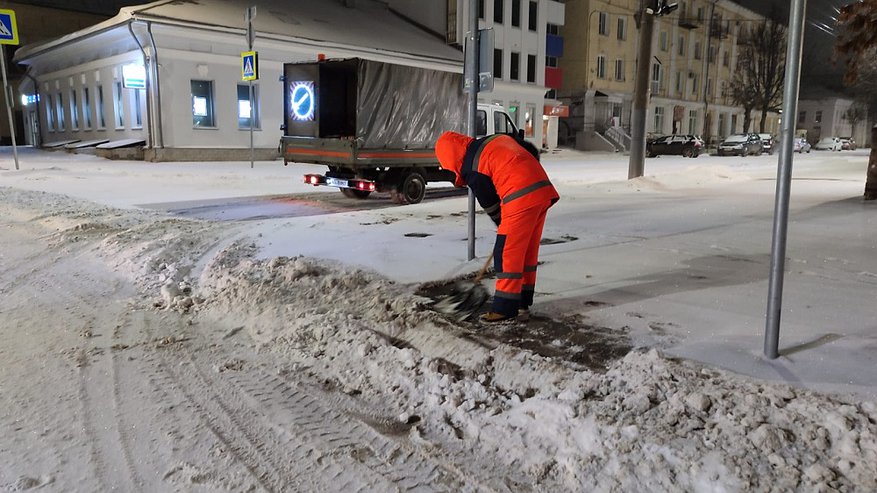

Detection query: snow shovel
xmin=433 ymin=252 xmax=494 ymax=322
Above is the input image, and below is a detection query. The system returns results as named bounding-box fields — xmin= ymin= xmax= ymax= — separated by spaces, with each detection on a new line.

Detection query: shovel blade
xmin=433 ymin=281 xmax=490 ymax=321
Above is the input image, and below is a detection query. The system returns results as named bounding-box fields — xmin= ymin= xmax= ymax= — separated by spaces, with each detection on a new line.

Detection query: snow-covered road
xmin=1 ymin=146 xmax=876 ymax=491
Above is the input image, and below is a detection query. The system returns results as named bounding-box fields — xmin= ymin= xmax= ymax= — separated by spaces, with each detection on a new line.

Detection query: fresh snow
xmin=1 ymin=145 xmax=875 ymax=491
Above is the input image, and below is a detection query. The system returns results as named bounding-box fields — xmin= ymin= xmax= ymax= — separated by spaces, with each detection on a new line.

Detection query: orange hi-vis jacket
xmin=435 ymin=131 xmax=559 ymax=223
xmin=436 ymin=131 xmax=559 ymax=317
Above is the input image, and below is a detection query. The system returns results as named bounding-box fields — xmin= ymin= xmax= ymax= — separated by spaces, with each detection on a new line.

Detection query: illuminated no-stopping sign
xmin=289 ymin=81 xmax=315 ymax=121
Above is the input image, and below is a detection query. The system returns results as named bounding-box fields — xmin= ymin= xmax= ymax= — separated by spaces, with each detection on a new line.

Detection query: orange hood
xmin=435 ymin=131 xmax=474 ymax=187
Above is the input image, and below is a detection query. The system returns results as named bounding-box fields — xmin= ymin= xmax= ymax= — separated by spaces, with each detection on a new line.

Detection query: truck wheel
xmin=341 ymin=189 xmax=371 ymax=199
xmin=391 ymin=171 xmax=426 ymax=205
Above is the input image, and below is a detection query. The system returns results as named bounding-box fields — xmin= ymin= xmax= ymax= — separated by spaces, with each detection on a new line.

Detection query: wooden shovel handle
xmin=474 ymin=252 xmax=495 ymax=283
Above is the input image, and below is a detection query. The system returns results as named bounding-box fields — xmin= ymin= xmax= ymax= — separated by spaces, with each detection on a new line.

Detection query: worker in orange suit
xmin=435 ymin=131 xmax=559 ymax=323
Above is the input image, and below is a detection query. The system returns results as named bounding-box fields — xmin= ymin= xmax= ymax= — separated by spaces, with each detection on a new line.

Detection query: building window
xmin=545 ymin=55 xmax=557 ymax=68
xmin=510 ymin=52 xmax=520 ymax=81
xmin=675 ymin=72 xmax=683 ymax=94
xmin=82 ymin=87 xmax=92 ymax=129
xmin=691 ymin=74 xmax=699 ymax=95
xmin=511 ymin=0 xmax=521 ymax=27
xmin=617 ymin=17 xmax=627 ymax=40
xmin=660 ymin=31 xmax=668 ymax=51
xmin=706 ymin=78 xmax=712 ymax=95
xmin=654 ymin=106 xmax=665 ymax=133
xmin=525 ymin=103 xmax=535 ymax=137
xmin=528 ymin=1 xmax=537 ymax=31
xmin=615 ymin=59 xmax=624 ymax=81
xmin=494 ymin=0 xmax=503 ymax=23
xmin=46 ymin=94 xmax=55 ymax=131
xmin=191 ymin=80 xmax=215 ymax=127
xmin=798 ymin=111 xmax=806 ymax=123
xmin=237 ymin=84 xmax=260 ymax=129
xmin=598 ymin=12 xmax=608 ymax=36
xmin=723 ymin=50 xmax=729 ymax=67
xmin=815 ymin=110 xmax=822 ymax=123
xmin=688 ymin=109 xmax=698 ymax=134
xmin=509 ymin=103 xmax=520 ymax=127
xmin=57 ymin=93 xmax=65 ymax=131
xmin=678 ymin=36 xmax=685 ymax=56
xmin=596 ymin=55 xmax=606 ymax=79
xmin=708 ymin=46 xmax=716 ymax=63
xmin=527 ymin=54 xmax=536 ymax=83
xmin=547 ymin=23 xmax=559 ymax=35
xmin=478 ymin=0 xmax=484 ymax=19
xmin=694 ymin=41 xmax=702 ymax=60
xmin=96 ymin=85 xmax=106 ymax=129
xmin=114 ymin=81 xmax=124 ymax=129
xmin=494 ymin=48 xmax=503 ymax=78
xmin=652 ymin=64 xmax=661 ymax=89
xmin=70 ymin=89 xmax=79 ymax=130
xmin=131 ymin=89 xmax=142 ymax=129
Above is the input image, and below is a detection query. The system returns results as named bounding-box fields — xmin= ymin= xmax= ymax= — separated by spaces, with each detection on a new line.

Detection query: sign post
xmin=0 ymin=8 xmax=20 ymax=171
xmin=244 ymin=6 xmax=257 ymax=168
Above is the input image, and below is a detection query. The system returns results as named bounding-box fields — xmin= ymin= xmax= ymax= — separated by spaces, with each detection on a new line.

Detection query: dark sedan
xmin=717 ymin=133 xmax=763 ymax=156
xmin=646 ymin=134 xmax=703 ymax=158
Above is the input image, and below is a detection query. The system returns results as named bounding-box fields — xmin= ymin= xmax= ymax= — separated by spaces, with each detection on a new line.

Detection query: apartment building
xmin=392 ymin=0 xmax=566 ymax=148
xmin=560 ymin=0 xmax=781 ymax=151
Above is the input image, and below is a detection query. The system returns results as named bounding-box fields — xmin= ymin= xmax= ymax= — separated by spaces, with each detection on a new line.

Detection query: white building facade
xmin=15 ymin=0 xmax=564 ymax=160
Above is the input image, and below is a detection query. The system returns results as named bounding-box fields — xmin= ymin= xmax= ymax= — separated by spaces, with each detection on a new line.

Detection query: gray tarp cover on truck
xmin=356 ymin=60 xmax=465 ymax=149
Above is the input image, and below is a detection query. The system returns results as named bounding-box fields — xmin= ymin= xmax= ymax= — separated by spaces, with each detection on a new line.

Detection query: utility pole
xmin=629 ymin=0 xmax=677 ymax=179
xmin=465 ymin=0 xmax=479 ymax=260
xmin=628 ymin=1 xmax=655 ymax=179
xmin=702 ymin=0 xmax=716 ymax=140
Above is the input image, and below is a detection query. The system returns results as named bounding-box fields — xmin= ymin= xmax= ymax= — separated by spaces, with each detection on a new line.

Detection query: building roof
xmin=14 ymin=0 xmax=463 ymax=65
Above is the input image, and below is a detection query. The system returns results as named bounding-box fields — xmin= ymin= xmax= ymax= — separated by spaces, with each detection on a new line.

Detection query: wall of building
xmin=1 ymin=2 xmax=108 ymax=144
xmin=559 ymin=0 xmax=780 ymax=149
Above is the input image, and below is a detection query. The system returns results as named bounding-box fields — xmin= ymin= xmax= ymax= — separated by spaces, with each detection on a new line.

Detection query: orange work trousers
xmin=492 ymin=201 xmax=551 ymax=316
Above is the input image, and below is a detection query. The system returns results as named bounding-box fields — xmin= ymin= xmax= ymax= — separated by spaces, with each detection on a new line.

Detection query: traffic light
xmin=645 ymin=0 xmax=678 ymax=16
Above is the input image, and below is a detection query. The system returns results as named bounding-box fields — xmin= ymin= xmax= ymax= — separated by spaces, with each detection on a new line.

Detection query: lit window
xmin=96 ymin=85 xmax=105 ymax=129
xmin=237 ymin=84 xmax=260 ymax=129
xmin=57 ymin=93 xmax=65 ymax=131
xmin=191 ymin=80 xmax=215 ymax=127
xmin=131 ymin=89 xmax=142 ymax=129
xmin=46 ymin=94 xmax=55 ymax=131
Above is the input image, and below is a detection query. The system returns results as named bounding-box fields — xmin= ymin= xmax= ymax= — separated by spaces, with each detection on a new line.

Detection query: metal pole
xmin=764 ymin=0 xmax=807 ymax=359
xmin=628 ymin=1 xmax=654 ymax=179
xmin=247 ymin=6 xmax=256 ymax=169
xmin=465 ymin=0 xmax=479 ymax=261
xmin=1 ymin=45 xmax=20 ymax=171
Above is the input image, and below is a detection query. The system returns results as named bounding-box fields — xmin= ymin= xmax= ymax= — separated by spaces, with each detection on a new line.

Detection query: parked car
xmin=646 ymin=134 xmax=703 ymax=158
xmin=758 ymin=133 xmax=775 ymax=154
xmin=840 ymin=137 xmax=857 ymax=150
xmin=717 ymin=133 xmax=763 ymax=156
xmin=794 ymin=138 xmax=811 ymax=153
xmin=814 ymin=137 xmax=842 ymax=151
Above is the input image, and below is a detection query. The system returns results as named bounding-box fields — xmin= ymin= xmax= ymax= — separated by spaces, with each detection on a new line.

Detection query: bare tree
xmin=728 ymin=19 xmax=786 ymax=133
xmin=728 ymin=48 xmax=758 ymax=132
xmin=836 ymin=0 xmax=877 ymax=200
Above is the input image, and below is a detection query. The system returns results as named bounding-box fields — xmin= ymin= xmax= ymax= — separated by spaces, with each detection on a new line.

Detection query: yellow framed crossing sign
xmin=0 ymin=9 xmax=19 ymax=45
xmin=241 ymin=51 xmax=258 ymax=81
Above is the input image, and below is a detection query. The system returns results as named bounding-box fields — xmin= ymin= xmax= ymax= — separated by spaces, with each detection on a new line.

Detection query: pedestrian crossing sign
xmin=241 ymin=51 xmax=258 ymax=81
xmin=0 ymin=9 xmax=19 ymax=45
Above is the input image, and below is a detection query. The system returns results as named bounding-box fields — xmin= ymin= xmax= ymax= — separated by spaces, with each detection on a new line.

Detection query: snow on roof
xmin=15 ymin=0 xmax=463 ymax=65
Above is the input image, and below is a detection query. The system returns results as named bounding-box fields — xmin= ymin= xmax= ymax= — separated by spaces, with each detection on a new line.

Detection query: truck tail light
xmin=304 ymin=174 xmax=324 ymax=186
